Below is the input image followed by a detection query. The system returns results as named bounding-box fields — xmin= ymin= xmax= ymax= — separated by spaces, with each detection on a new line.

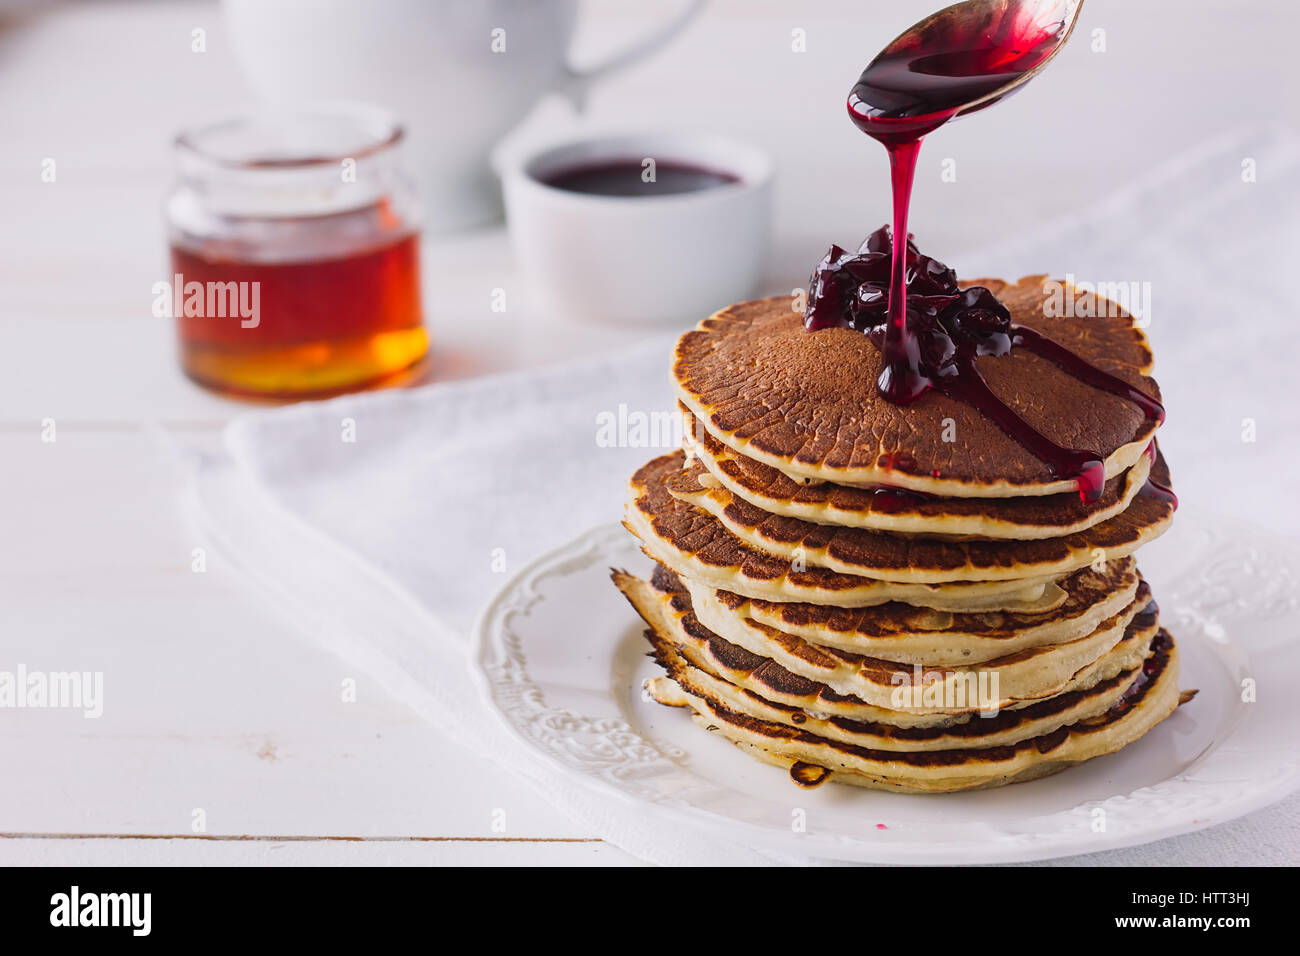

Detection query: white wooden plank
xmin=0 ymin=432 xmax=591 ymax=841
xmin=0 ymin=836 xmax=638 ymax=867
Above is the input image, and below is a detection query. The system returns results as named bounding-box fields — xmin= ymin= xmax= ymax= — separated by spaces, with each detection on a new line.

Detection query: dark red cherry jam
xmin=539 ymin=159 xmax=738 ymax=197
xmin=1132 ymin=599 xmax=1160 ymax=627
xmin=1107 ymin=630 xmax=1170 ymax=717
xmin=1138 ymin=440 xmax=1179 ymax=509
xmin=805 ymin=226 xmax=1163 ymax=501
xmin=867 ymin=484 xmax=938 ymax=513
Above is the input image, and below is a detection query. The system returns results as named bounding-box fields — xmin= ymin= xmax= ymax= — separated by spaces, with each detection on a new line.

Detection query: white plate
xmin=471 ymin=509 xmax=1300 ymax=864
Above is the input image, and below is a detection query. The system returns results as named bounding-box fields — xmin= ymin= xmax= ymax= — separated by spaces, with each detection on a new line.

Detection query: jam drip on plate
xmin=804 ymin=227 xmax=1166 ymax=502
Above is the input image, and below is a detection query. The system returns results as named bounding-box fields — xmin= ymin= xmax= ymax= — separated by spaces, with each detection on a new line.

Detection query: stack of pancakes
xmin=616 ymin=277 xmax=1188 ymax=793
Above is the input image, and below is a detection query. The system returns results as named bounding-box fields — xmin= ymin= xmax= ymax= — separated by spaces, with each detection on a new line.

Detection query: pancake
xmin=683 ymin=407 xmax=1154 ymax=540
xmin=626 ymin=454 xmax=1070 ymax=613
xmin=663 ymin=450 xmax=1175 ymax=582
xmin=640 ymin=596 xmax=1150 ymax=754
xmin=614 ymin=566 xmax=1158 ymax=721
xmin=724 ymin=558 xmax=1141 ymax=665
xmin=685 ymin=574 xmax=1150 ymax=705
xmin=648 ymin=630 xmax=1182 ymax=793
xmin=673 ymin=277 xmax=1161 ymax=497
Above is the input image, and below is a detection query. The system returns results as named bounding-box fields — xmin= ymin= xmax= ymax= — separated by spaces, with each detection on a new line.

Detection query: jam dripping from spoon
xmin=803 ymin=3 xmax=1159 ymax=501
xmin=845 ymin=4 xmax=1069 ymax=405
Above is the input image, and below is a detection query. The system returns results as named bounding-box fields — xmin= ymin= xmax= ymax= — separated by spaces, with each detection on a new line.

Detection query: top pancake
xmin=673 ymin=277 xmax=1162 ymax=497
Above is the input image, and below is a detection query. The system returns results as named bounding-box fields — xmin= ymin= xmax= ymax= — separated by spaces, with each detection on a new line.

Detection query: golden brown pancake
xmin=661 ymin=641 xmax=1180 ymax=792
xmin=673 ymin=278 xmax=1161 ymax=497
xmin=683 ymin=407 xmax=1153 ymax=539
xmin=720 ymin=558 xmax=1141 ymax=665
xmin=685 ymin=574 xmax=1150 ymax=705
xmin=625 ymin=455 xmax=1070 ymax=613
xmin=661 ymin=450 xmax=1175 ymax=582
xmin=635 ymin=585 xmax=1153 ymax=754
xmin=647 ymin=628 xmax=1182 ymax=793
xmin=615 ymin=565 xmax=1157 ymax=721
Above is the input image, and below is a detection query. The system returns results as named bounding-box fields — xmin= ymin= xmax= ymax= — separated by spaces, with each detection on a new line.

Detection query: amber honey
xmin=166 ymin=106 xmax=427 ymax=399
xmin=171 ymin=229 xmax=426 ymax=398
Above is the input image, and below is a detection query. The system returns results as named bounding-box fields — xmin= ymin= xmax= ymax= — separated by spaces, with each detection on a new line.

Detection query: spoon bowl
xmin=850 ymin=0 xmax=1085 ymax=133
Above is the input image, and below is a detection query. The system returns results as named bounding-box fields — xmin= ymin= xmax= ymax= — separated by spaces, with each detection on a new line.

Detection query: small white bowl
xmin=502 ymin=133 xmax=773 ymax=325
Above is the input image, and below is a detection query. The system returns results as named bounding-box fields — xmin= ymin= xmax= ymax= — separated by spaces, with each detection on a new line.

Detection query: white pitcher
xmin=222 ymin=0 xmax=704 ymax=232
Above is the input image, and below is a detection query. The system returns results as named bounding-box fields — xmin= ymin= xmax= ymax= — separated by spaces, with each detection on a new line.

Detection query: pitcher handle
xmin=559 ymin=0 xmax=707 ymax=110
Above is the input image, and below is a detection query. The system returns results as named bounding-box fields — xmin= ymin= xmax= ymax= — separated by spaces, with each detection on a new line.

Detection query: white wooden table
xmin=2 ymin=0 xmax=1297 ymax=865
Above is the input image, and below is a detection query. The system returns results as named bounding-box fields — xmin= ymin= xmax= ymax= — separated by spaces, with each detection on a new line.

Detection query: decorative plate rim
xmin=470 ymin=516 xmax=1300 ymax=864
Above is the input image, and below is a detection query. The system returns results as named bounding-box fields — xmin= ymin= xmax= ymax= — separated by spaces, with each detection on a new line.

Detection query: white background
xmin=1 ymin=0 xmax=1297 ymax=864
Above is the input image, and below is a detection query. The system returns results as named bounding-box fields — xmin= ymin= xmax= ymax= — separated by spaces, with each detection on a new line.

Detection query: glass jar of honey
xmin=165 ymin=105 xmax=427 ymax=398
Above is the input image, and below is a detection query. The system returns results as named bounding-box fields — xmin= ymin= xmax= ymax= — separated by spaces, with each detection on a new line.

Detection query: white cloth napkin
xmin=189 ymin=126 xmax=1300 ymax=866
xmin=963 ymin=126 xmax=1300 ymax=532
xmin=189 ymin=341 xmax=810 ymax=865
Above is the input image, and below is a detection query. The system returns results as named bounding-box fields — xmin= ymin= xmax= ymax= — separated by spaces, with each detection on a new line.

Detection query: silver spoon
xmin=864 ymin=0 xmax=1085 ymax=120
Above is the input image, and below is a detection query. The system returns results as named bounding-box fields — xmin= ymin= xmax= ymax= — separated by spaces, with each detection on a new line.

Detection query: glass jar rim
xmin=175 ymin=101 xmax=404 ymax=172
